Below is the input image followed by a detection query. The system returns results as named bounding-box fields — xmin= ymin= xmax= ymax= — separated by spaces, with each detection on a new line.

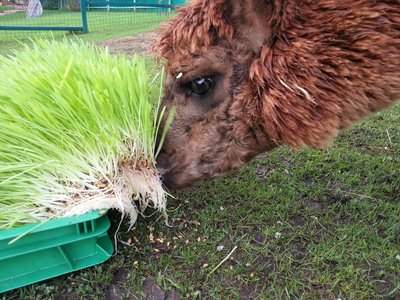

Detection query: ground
xmin=1 ymin=29 xmax=400 ymax=300
xmin=97 ymin=31 xmax=159 ymax=56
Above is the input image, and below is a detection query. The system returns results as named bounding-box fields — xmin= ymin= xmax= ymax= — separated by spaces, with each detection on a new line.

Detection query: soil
xmin=97 ymin=31 xmax=160 ymax=57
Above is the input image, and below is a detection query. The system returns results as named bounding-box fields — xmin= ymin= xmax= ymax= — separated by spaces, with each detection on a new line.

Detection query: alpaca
xmin=154 ymin=0 xmax=400 ymax=189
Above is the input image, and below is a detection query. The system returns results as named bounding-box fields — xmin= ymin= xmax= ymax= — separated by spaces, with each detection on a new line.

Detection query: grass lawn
xmin=0 ymin=6 xmax=14 ymax=13
xmin=2 ymin=72 xmax=399 ymax=300
xmin=0 ymin=10 xmax=170 ymax=55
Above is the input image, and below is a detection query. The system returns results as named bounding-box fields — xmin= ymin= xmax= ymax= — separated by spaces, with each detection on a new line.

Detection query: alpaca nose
xmin=156 ymin=149 xmax=168 ymax=173
xmin=156 ymin=150 xmax=173 ymax=185
xmin=156 ymin=150 xmax=186 ymax=190
xmin=156 ymin=150 xmax=174 ymax=188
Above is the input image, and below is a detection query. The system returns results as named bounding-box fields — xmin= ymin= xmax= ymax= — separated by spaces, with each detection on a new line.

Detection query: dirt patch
xmin=104 ymin=268 xmax=131 ymax=300
xmin=97 ymin=31 xmax=159 ymax=57
xmin=290 ymin=214 xmax=306 ymax=227
xmin=251 ymin=232 xmax=266 ymax=246
xmin=141 ymin=277 xmax=165 ymax=300
xmin=304 ymin=199 xmax=324 ymax=210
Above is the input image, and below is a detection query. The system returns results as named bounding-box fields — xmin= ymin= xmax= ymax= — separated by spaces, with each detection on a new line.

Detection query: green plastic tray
xmin=0 ymin=210 xmax=114 ymax=293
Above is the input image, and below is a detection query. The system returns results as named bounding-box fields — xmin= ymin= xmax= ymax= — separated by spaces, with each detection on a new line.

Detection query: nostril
xmin=155 ymin=149 xmax=189 ymax=190
xmin=156 ymin=151 xmax=169 ymax=172
xmin=156 ymin=153 xmax=180 ymax=190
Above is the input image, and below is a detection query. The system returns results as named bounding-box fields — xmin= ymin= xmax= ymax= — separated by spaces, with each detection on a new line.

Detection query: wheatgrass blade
xmin=0 ymin=39 xmax=169 ymax=230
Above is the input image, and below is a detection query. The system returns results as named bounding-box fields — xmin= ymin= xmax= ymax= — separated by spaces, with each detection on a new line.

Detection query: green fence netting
xmin=0 ymin=0 xmax=185 ymax=41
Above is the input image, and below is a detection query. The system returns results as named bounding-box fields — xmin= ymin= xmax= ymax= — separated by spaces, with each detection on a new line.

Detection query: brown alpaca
xmin=154 ymin=0 xmax=400 ymax=189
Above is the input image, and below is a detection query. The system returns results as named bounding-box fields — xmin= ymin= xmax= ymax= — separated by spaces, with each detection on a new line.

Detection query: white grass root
xmin=60 ymin=166 xmax=167 ymax=227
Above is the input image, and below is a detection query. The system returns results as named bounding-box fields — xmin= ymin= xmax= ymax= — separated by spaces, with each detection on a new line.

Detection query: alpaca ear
xmin=229 ymin=0 xmax=284 ymax=52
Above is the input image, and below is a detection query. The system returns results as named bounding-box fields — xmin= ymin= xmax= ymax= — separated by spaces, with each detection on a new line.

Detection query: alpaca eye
xmin=189 ymin=77 xmax=213 ymax=95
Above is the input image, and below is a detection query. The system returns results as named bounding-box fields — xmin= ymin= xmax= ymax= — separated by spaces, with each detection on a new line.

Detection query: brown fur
xmin=154 ymin=0 xmax=400 ymax=189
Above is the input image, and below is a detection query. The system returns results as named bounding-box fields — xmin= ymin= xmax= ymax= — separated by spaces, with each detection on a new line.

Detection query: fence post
xmin=80 ymin=0 xmax=88 ymax=33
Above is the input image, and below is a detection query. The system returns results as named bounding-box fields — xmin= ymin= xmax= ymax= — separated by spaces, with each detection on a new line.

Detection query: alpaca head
xmin=154 ymin=0 xmax=400 ymax=189
xmin=154 ymin=0 xmax=281 ymax=189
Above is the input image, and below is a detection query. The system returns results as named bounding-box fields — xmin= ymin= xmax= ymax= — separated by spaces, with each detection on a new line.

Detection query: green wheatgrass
xmin=0 ymin=39 xmax=171 ymax=230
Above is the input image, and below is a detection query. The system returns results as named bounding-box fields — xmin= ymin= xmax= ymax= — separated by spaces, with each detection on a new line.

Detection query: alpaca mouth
xmin=156 ymin=168 xmax=183 ymax=190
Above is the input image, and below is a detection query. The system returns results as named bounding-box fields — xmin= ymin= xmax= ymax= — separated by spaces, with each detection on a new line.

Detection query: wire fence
xmin=0 ymin=0 xmax=183 ymax=41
